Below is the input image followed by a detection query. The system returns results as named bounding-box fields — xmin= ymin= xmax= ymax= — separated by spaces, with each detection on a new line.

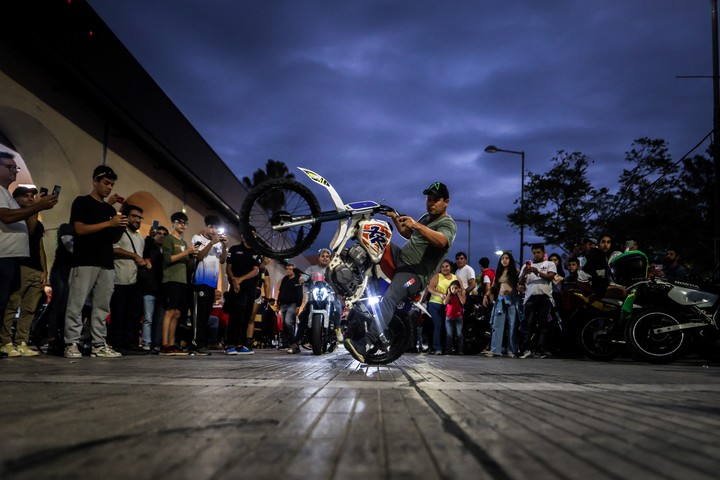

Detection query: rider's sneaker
xmin=344 ymin=338 xmax=367 ymax=363
xmin=287 ymin=344 xmax=300 ymax=354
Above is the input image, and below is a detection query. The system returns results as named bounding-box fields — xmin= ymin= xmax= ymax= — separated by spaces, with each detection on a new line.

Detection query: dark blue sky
xmin=89 ymin=0 xmax=713 ymax=262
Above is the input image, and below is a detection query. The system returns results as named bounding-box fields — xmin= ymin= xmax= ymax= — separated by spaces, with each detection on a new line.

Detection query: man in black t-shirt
xmin=63 ymin=166 xmax=127 ymax=359
xmin=225 ymin=232 xmax=263 ymax=355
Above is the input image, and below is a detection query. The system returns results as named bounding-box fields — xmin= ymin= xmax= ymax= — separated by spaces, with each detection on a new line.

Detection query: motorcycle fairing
xmin=358 ymin=220 xmax=392 ymax=262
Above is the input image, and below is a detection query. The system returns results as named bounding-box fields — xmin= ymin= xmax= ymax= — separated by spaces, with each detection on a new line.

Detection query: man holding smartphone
xmin=0 ymin=151 xmax=57 ymax=358
xmin=188 ymin=215 xmax=227 ymax=354
xmin=517 ymin=243 xmax=557 ymax=359
xmin=63 ymin=165 xmax=127 ymax=359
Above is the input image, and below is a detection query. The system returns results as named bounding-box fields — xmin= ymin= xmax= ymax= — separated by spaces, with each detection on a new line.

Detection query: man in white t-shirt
xmin=518 ymin=243 xmax=557 ymax=359
xmin=454 ymin=252 xmax=476 ymax=296
xmin=0 ymin=151 xmax=57 ymax=358
xmin=190 ymin=215 xmax=228 ymax=353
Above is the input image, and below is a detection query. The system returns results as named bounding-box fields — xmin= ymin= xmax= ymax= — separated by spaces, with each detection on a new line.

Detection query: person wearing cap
xmin=0 ymin=151 xmax=58 ymax=358
xmin=288 ymin=247 xmax=342 ymax=354
xmin=345 ymin=181 xmax=456 ymax=363
xmin=63 ymin=165 xmax=128 ymax=359
xmin=0 ymin=186 xmax=48 ymax=357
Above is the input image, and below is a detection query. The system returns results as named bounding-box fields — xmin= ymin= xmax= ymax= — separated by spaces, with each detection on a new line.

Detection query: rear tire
xmin=625 ymin=308 xmax=690 ymax=363
xmin=365 ymin=315 xmax=411 ymax=365
xmin=239 ymin=178 xmax=322 ymax=258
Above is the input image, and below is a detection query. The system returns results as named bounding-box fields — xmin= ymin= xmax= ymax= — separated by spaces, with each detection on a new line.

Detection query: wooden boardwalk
xmin=1 ymin=348 xmax=719 ymax=480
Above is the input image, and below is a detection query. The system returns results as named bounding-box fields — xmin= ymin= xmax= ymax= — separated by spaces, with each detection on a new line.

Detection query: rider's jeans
xmin=490 ymin=292 xmax=520 ymax=355
xmin=427 ymin=301 xmax=445 ymax=352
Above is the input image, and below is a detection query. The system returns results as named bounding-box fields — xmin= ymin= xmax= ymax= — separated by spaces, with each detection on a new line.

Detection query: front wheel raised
xmin=625 ymin=309 xmax=690 ymax=363
xmin=239 ymin=178 xmax=322 ymax=258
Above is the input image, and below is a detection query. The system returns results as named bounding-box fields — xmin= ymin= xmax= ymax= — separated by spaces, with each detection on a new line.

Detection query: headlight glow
xmin=312 ymin=286 xmax=329 ymax=301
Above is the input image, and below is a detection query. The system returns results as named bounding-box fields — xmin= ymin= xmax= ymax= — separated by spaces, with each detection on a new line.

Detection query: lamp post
xmin=484 ymin=145 xmax=526 ymax=263
xmin=455 ymin=218 xmax=471 ymax=260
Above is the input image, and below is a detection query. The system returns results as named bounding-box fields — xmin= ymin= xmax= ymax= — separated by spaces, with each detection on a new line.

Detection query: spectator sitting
xmin=662 ymin=247 xmax=687 ymax=280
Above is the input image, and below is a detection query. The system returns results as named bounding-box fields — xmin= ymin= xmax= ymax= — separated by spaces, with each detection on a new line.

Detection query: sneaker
xmin=225 ymin=346 xmax=239 ymax=355
xmin=159 ymin=345 xmax=176 ymax=356
xmin=91 ymin=344 xmax=122 ymax=358
xmin=64 ymin=344 xmax=82 ymax=359
xmin=237 ymin=346 xmax=254 ymax=355
xmin=141 ymin=344 xmax=151 ymax=351
xmin=483 ymin=351 xmax=498 ymax=358
xmin=434 ymin=350 xmax=443 ymax=356
xmin=538 ymin=351 xmax=553 ymax=359
xmin=287 ymin=344 xmax=300 ymax=354
xmin=187 ymin=345 xmax=211 ymax=356
xmin=344 ymin=338 xmax=367 ymax=363
xmin=171 ymin=345 xmax=189 ymax=356
xmin=1 ymin=343 xmax=21 ymax=358
xmin=520 ymin=350 xmax=534 ymax=359
xmin=507 ymin=352 xmax=517 ymax=358
xmin=16 ymin=342 xmax=39 ymax=357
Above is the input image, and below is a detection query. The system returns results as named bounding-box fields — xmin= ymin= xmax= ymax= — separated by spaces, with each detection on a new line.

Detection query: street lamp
xmin=484 ymin=145 xmax=526 ymax=263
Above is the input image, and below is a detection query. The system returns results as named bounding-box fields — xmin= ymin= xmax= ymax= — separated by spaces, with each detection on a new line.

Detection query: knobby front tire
xmin=239 ymin=178 xmax=322 ymax=258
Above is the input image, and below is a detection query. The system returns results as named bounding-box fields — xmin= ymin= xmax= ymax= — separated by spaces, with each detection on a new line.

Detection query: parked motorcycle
xmin=624 ymin=277 xmax=719 ymax=363
xmin=239 ymin=167 xmax=415 ymax=364
xmin=574 ymin=250 xmax=649 ymax=361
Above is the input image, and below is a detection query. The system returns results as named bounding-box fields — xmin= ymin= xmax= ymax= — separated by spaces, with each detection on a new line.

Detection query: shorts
xmin=162 ymin=281 xmax=187 ymax=310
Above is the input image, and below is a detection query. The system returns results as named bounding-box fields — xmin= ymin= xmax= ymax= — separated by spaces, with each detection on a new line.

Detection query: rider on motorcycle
xmin=344 ymin=182 xmax=457 ymax=363
xmin=288 ymin=248 xmax=342 ymax=353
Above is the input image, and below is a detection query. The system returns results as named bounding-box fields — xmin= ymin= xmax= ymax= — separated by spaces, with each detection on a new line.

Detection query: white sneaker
xmin=64 ymin=343 xmax=82 ymax=358
xmin=16 ymin=342 xmax=39 ymax=357
xmin=1 ymin=343 xmax=21 ymax=358
xmin=91 ymin=344 xmax=122 ymax=358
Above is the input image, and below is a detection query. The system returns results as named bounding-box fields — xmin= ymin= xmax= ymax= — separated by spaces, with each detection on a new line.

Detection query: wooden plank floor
xmin=1 ymin=348 xmax=719 ymax=479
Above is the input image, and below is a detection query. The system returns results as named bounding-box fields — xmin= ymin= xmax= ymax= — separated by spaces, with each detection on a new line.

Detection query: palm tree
xmin=243 ymin=159 xmax=295 ymax=213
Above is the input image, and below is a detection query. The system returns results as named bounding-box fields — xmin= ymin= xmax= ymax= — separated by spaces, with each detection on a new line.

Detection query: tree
xmin=507 ymin=150 xmax=609 ymax=254
xmin=508 ymin=138 xmax=714 ymax=275
xmin=242 ymin=159 xmax=295 ymax=212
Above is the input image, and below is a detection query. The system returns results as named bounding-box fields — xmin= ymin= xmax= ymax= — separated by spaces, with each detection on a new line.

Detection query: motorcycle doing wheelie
xmin=623 ymin=277 xmax=719 ymax=363
xmin=239 ymin=167 xmax=416 ymax=364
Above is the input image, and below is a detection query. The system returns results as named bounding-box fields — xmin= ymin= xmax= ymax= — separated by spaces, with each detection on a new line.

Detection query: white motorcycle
xmin=240 ymin=168 xmax=426 ymax=364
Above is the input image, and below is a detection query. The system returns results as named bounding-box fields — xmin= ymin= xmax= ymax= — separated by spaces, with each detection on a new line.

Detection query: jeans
xmin=280 ymin=303 xmax=298 ymax=346
xmin=427 ymin=302 xmax=445 ymax=352
xmin=142 ymin=294 xmax=164 ymax=347
xmin=489 ymin=292 xmax=520 ymax=355
xmin=445 ymin=316 xmax=463 ymax=353
xmin=520 ymin=294 xmax=553 ymax=353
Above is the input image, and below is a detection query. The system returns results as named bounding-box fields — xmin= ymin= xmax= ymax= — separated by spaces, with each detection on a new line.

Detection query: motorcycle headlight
xmin=312 ymin=286 xmax=329 ymax=301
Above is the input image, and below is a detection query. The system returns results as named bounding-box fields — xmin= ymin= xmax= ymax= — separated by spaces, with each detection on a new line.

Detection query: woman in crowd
xmin=483 ymin=252 xmax=520 ymax=357
xmin=426 ymin=260 xmax=457 ymax=355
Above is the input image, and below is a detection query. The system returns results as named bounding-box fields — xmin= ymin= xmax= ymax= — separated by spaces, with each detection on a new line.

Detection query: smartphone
xmin=525 ymin=260 xmax=532 ymax=267
xmin=52 ymin=185 xmax=61 ymax=196
xmin=39 ymin=187 xmax=48 ymax=196
xmin=152 ymin=219 xmax=159 ymax=229
xmin=217 ymin=227 xmax=226 ymax=235
xmin=194 ymin=241 xmax=203 ymax=247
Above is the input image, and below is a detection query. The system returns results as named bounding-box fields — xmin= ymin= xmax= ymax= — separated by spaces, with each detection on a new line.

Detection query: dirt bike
xmin=624 ymin=277 xmax=719 ymax=363
xmin=239 ymin=167 xmax=417 ymax=364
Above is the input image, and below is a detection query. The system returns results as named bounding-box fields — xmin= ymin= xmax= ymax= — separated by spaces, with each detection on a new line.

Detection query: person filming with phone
xmin=517 ymin=243 xmax=557 ymax=359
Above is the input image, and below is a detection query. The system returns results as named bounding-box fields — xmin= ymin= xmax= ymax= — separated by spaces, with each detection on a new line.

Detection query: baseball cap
xmin=583 ymin=237 xmax=598 ymax=245
xmin=12 ymin=186 xmax=38 ymax=198
xmin=92 ymin=165 xmax=117 ymax=180
xmin=422 ymin=181 xmax=449 ymax=199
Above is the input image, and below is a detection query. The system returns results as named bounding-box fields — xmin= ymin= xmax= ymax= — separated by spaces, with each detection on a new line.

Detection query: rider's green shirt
xmin=400 ymin=213 xmax=456 ymax=285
